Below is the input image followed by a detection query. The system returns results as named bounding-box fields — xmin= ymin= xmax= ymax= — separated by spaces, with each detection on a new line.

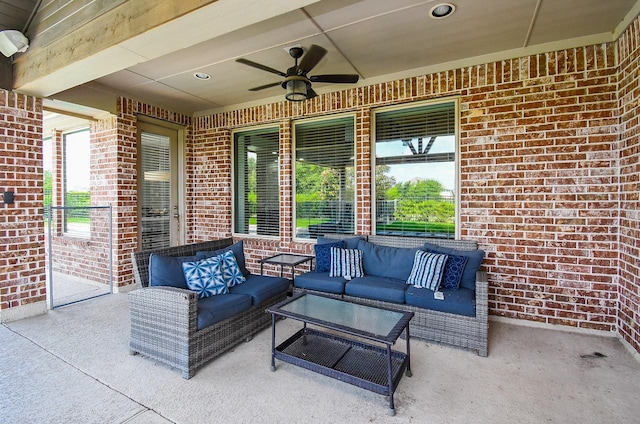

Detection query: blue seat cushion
xmin=196 ymin=240 xmax=249 ymax=277
xmin=405 ymin=285 xmax=476 ymax=317
xmin=423 ymin=242 xmax=485 ymax=290
xmin=196 ymin=293 xmax=252 ymax=330
xmin=345 ymin=275 xmax=407 ymax=304
xmin=294 ymin=271 xmax=346 ymax=294
xmin=228 ymin=274 xmax=289 ymax=305
xmin=357 ymin=240 xmax=419 ymax=280
xmin=148 ymin=253 xmax=199 ymax=289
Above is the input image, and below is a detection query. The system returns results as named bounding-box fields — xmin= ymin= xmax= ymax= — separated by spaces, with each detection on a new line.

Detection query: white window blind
xmin=140 ymin=132 xmax=171 ymax=249
xmin=234 ymin=127 xmax=280 ymax=236
xmin=294 ymin=116 xmax=355 ymax=239
xmin=374 ymin=101 xmax=457 ymax=238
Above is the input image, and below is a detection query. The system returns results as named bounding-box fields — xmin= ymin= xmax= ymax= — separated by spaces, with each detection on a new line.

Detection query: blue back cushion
xmin=197 ymin=240 xmax=249 ymax=276
xmin=314 ymin=240 xmax=344 ymax=273
xmin=148 ymin=253 xmax=199 ymax=289
xmin=317 ymin=236 xmax=363 ymax=249
xmin=357 ymin=239 xmax=418 ymax=280
xmin=423 ymin=242 xmax=484 ymax=290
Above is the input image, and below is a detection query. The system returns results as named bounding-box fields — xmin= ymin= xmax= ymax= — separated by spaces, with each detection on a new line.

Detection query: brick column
xmin=0 ymin=90 xmax=46 ymax=321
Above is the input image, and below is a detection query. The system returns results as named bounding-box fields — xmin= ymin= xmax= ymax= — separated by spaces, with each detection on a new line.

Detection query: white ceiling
xmin=36 ymin=0 xmax=640 ymax=120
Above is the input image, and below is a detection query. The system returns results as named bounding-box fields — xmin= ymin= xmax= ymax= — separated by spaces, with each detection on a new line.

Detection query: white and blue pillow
xmin=219 ymin=250 xmax=246 ymax=287
xmin=182 ymin=256 xmax=228 ymax=298
xmin=329 ymin=247 xmax=364 ymax=278
xmin=407 ymin=251 xmax=448 ymax=291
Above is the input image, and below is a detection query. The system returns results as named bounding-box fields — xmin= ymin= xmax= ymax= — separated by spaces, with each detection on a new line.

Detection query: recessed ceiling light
xmin=429 ymin=3 xmax=455 ymax=19
xmin=194 ymin=72 xmax=211 ymax=80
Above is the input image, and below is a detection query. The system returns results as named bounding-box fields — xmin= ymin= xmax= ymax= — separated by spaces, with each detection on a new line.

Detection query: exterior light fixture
xmin=0 ymin=30 xmax=29 ymax=57
xmin=429 ymin=3 xmax=456 ymax=19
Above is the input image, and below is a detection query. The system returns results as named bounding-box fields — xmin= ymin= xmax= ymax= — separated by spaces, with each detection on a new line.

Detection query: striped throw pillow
xmin=329 ymin=247 xmax=364 ymax=278
xmin=407 ymin=250 xmax=448 ymax=290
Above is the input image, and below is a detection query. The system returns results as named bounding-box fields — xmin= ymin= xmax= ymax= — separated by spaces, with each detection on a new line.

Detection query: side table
xmin=259 ymin=254 xmax=314 ymax=289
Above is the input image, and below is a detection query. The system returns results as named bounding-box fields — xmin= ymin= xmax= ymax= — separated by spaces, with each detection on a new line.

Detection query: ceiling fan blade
xmin=307 ymin=88 xmax=318 ymax=99
xmin=298 ymin=44 xmax=327 ymax=74
xmin=236 ymin=58 xmax=286 ymax=77
xmin=248 ymin=81 xmax=282 ymax=91
xmin=310 ymin=74 xmax=360 ymax=84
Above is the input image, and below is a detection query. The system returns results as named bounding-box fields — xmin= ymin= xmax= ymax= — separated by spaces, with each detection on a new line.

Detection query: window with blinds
xmin=140 ymin=132 xmax=171 ymax=249
xmin=374 ymin=100 xmax=457 ymax=239
xmin=294 ymin=115 xmax=355 ymax=239
xmin=234 ymin=127 xmax=280 ymax=236
xmin=62 ymin=129 xmax=91 ymax=237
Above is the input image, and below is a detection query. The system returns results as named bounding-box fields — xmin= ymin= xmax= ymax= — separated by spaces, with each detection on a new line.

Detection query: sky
xmin=43 ymin=130 xmax=91 ymax=191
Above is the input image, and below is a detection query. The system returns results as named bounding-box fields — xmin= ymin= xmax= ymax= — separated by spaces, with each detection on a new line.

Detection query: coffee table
xmin=267 ymin=292 xmax=414 ymax=416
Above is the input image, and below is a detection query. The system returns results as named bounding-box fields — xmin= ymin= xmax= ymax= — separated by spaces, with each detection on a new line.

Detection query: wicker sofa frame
xmin=293 ymin=234 xmax=489 ymax=357
xmin=129 ymin=238 xmax=288 ymax=378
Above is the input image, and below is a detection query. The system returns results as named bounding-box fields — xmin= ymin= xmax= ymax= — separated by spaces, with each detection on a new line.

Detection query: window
xmin=233 ymin=126 xmax=280 ymax=236
xmin=373 ymin=100 xmax=457 ymax=238
xmin=63 ymin=129 xmax=91 ymax=237
xmin=294 ymin=115 xmax=355 ymax=239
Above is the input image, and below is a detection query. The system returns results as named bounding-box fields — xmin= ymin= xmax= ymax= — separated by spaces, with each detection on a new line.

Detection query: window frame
xmin=371 ymin=98 xmax=461 ymax=240
xmin=292 ymin=113 xmax=357 ymax=243
xmin=62 ymin=128 xmax=91 ymax=238
xmin=231 ymin=124 xmax=281 ymax=239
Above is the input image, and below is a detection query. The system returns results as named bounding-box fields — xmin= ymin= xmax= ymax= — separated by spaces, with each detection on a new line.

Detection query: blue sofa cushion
xmin=405 ymin=285 xmax=476 ymax=317
xmin=314 ymin=240 xmax=344 ymax=273
xmin=357 ymin=240 xmax=419 ymax=280
xmin=294 ymin=271 xmax=346 ymax=294
xmin=228 ymin=274 xmax=289 ymax=305
xmin=219 ymin=250 xmax=246 ymax=287
xmin=437 ymin=253 xmax=468 ymax=290
xmin=317 ymin=235 xmax=364 ymax=249
xmin=182 ymin=256 xmax=228 ymax=298
xmin=196 ymin=293 xmax=252 ymax=330
xmin=423 ymin=242 xmax=485 ymax=290
xmin=406 ymin=251 xmax=448 ymax=290
xmin=197 ymin=240 xmax=249 ymax=277
xmin=345 ymin=275 xmax=407 ymax=304
xmin=329 ymin=247 xmax=364 ymax=278
xmin=149 ymin=253 xmax=199 ymax=289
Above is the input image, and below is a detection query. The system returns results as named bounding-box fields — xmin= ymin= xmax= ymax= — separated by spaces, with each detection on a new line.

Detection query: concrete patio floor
xmin=2 ymin=293 xmax=640 ymax=424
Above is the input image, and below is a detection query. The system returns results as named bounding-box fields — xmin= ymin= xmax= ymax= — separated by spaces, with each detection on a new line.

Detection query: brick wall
xmin=0 ymin=90 xmax=46 ymax=321
xmin=617 ymin=17 xmax=640 ymax=353
xmin=189 ymin=42 xmax=628 ymax=341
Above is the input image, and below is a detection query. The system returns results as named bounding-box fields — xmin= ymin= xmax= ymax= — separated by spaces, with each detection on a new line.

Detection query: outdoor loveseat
xmin=294 ymin=234 xmax=488 ymax=356
xmin=129 ymin=238 xmax=289 ymax=378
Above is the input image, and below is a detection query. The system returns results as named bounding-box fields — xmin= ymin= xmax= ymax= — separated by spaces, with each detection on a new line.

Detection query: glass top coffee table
xmin=267 ymin=292 xmax=414 ymax=416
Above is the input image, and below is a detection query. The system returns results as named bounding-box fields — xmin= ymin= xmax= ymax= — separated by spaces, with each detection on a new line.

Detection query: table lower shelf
xmin=274 ymin=327 xmax=408 ymax=396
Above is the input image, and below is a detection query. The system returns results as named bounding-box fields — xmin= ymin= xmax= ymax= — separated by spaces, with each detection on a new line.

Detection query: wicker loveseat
xmin=294 ymin=234 xmax=488 ymax=356
xmin=129 ymin=238 xmax=289 ymax=378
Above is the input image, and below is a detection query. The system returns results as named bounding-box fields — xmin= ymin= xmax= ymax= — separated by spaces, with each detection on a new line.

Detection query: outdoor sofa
xmin=294 ymin=234 xmax=488 ymax=356
xmin=129 ymin=238 xmax=289 ymax=378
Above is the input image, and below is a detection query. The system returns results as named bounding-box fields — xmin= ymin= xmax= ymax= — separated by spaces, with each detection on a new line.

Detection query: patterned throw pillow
xmin=329 ymin=247 xmax=364 ymax=278
xmin=424 ymin=249 xmax=468 ymax=290
xmin=407 ymin=251 xmax=449 ymax=291
xmin=219 ymin=250 xmax=246 ymax=287
xmin=314 ymin=240 xmax=344 ymax=273
xmin=182 ymin=256 xmax=228 ymax=298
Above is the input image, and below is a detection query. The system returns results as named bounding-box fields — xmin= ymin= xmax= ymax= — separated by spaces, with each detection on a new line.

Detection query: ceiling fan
xmin=236 ymin=44 xmax=359 ymax=101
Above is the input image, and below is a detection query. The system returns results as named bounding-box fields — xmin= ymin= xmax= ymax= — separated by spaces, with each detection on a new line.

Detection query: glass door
xmin=137 ymin=121 xmax=181 ymax=249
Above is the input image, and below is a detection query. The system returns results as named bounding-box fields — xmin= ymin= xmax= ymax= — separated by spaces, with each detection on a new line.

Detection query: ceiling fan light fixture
xmin=429 ymin=3 xmax=455 ymax=19
xmin=285 ymin=78 xmax=308 ymax=101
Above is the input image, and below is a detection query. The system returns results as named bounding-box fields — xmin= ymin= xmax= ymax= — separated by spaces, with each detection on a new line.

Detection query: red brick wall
xmin=190 ymin=42 xmax=626 ymax=338
xmin=617 ymin=17 xmax=640 ymax=353
xmin=0 ymin=91 xmax=46 ymax=320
